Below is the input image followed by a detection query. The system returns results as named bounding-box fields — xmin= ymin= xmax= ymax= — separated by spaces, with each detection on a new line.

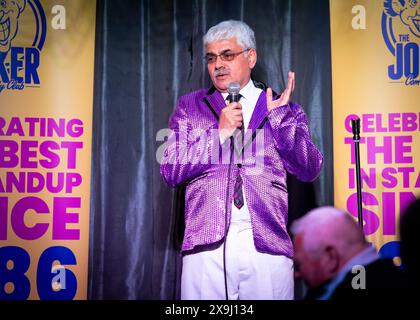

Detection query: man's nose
xmin=215 ymin=56 xmax=225 ymax=69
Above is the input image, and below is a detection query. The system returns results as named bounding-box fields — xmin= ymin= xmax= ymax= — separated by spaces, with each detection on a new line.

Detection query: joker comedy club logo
xmin=0 ymin=0 xmax=46 ymax=93
xmin=382 ymin=0 xmax=420 ymax=86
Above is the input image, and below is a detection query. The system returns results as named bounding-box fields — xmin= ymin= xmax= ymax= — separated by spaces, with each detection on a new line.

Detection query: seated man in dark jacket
xmin=291 ymin=206 xmax=408 ymax=300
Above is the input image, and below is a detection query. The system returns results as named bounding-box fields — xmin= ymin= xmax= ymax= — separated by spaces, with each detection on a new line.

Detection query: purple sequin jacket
xmin=160 ymin=87 xmax=323 ymax=258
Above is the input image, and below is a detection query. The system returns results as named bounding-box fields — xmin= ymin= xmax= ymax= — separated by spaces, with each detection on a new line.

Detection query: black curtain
xmin=89 ymin=0 xmax=333 ymax=300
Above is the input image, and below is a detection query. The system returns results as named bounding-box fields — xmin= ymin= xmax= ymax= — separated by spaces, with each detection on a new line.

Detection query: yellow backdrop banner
xmin=330 ymin=0 xmax=420 ymax=261
xmin=0 ymin=0 xmax=96 ymax=299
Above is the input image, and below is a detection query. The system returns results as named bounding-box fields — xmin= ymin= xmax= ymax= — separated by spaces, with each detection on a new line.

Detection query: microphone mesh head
xmin=227 ymin=82 xmax=241 ymax=95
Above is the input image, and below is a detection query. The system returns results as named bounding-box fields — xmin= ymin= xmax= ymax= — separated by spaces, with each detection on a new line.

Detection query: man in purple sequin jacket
xmin=160 ymin=20 xmax=323 ymax=300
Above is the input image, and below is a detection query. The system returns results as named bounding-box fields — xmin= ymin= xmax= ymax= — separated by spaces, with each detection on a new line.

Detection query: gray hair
xmin=290 ymin=206 xmax=367 ymax=256
xmin=203 ymin=20 xmax=256 ymax=51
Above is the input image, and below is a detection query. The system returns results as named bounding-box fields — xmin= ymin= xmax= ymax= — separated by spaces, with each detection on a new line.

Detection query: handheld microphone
xmin=227 ymin=82 xmax=242 ymax=132
xmin=227 ymin=82 xmax=241 ymax=103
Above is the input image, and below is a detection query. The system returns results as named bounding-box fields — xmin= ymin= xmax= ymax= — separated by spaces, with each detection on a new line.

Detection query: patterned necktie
xmin=233 ymin=174 xmax=244 ymax=209
xmin=226 ymin=93 xmax=245 ymax=210
xmin=233 ymin=126 xmax=245 ymax=210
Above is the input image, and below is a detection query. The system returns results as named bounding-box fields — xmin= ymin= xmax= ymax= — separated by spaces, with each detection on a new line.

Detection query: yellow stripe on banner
xmin=0 ymin=0 xmax=96 ymax=300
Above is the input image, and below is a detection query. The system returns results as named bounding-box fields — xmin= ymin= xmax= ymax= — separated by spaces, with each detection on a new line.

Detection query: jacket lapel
xmin=203 ymin=87 xmax=226 ymax=120
xmin=247 ymin=91 xmax=268 ymax=130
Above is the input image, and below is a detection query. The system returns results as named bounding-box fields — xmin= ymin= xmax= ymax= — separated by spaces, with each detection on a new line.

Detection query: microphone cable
xmin=223 ymin=135 xmax=234 ymax=300
xmin=222 ymin=82 xmax=241 ymax=300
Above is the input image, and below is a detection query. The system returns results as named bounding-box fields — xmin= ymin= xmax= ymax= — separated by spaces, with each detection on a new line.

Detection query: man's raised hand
xmin=266 ymin=71 xmax=295 ymax=112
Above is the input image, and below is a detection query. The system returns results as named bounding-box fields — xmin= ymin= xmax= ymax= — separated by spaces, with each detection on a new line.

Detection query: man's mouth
xmin=0 ymin=18 xmax=10 ymax=43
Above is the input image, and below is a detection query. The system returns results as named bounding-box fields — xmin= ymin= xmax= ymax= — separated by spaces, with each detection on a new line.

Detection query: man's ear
xmin=248 ymin=48 xmax=257 ymax=69
xmin=324 ymin=245 xmax=340 ymax=274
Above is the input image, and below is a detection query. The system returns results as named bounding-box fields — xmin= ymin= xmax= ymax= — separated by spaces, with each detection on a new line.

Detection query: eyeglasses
xmin=204 ymin=49 xmax=251 ymax=64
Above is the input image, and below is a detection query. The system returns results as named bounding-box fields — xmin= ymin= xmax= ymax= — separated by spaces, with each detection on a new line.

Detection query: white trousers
xmin=181 ymin=223 xmax=294 ymax=300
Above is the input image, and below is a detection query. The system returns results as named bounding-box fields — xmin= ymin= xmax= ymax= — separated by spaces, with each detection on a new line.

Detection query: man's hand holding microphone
xmin=219 ymin=82 xmax=242 ymax=143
